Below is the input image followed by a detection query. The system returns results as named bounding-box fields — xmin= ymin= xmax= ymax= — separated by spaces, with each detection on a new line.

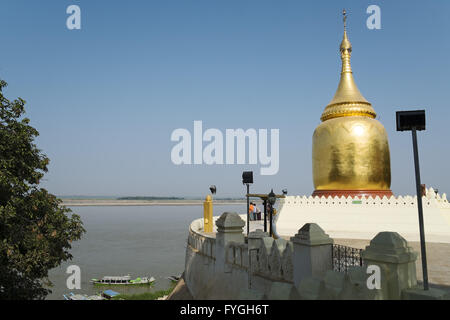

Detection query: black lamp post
xmin=268 ymin=189 xmax=276 ymax=236
xmin=242 ymin=171 xmax=253 ymax=235
xmin=263 ymin=198 xmax=267 ymax=232
xmin=396 ymin=109 xmax=428 ymax=290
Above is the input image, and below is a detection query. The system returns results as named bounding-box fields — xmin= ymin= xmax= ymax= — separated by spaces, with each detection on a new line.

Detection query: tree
xmin=0 ymin=79 xmax=85 ymax=299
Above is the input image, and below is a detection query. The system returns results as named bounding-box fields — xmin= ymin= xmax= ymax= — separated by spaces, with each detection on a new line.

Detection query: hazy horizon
xmin=57 ymin=195 xmax=246 ymax=199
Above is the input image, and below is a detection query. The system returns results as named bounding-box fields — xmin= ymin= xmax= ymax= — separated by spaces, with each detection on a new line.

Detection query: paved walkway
xmin=247 ymin=221 xmax=450 ymax=288
xmin=248 ymin=219 xmax=265 ymax=232
xmin=334 ymin=238 xmax=450 ymax=289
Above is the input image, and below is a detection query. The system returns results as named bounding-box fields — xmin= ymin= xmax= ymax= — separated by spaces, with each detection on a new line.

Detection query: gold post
xmin=203 ymin=195 xmax=213 ymax=232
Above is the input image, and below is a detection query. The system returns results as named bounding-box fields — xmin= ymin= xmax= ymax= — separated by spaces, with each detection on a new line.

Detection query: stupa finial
xmin=340 ymin=9 xmax=352 ymax=71
xmin=343 ymin=8 xmax=347 ymax=31
xmin=320 ymin=10 xmax=376 ymax=122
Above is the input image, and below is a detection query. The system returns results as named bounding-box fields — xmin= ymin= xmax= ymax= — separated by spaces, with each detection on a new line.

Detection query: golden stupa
xmin=312 ymin=11 xmax=392 ymax=198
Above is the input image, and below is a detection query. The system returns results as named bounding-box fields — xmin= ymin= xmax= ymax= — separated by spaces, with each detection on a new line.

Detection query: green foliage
xmin=0 ymin=79 xmax=85 ymax=300
xmin=112 ymin=283 xmax=176 ymax=300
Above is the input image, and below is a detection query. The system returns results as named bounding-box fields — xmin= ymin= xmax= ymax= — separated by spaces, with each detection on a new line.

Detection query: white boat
xmin=166 ymin=274 xmax=181 ymax=282
xmin=90 ymin=274 xmax=155 ymax=285
xmin=63 ymin=292 xmax=104 ymax=300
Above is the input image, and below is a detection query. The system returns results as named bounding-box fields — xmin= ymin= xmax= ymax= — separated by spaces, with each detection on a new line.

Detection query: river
xmin=46 ymin=204 xmax=244 ymax=300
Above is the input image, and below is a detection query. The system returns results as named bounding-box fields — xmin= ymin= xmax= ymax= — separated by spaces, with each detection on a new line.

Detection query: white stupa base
xmin=275 ymin=188 xmax=450 ymax=243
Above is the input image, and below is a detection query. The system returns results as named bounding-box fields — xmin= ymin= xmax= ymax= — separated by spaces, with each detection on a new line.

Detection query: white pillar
xmin=291 ymin=223 xmax=334 ymax=287
xmin=215 ymin=212 xmax=245 ymax=273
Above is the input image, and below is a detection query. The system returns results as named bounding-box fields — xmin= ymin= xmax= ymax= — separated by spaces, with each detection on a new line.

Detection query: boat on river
xmin=90 ymin=274 xmax=155 ymax=286
xmin=63 ymin=292 xmax=104 ymax=300
xmin=63 ymin=290 xmax=120 ymax=300
xmin=166 ymin=274 xmax=181 ymax=282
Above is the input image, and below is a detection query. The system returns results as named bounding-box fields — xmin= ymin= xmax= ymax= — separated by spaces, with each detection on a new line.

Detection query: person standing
xmin=249 ymin=202 xmax=255 ymax=221
xmin=254 ymin=203 xmax=261 ymax=220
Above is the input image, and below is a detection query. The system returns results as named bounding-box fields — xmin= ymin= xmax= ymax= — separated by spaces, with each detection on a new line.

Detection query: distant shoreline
xmin=61 ymin=199 xmax=247 ymax=207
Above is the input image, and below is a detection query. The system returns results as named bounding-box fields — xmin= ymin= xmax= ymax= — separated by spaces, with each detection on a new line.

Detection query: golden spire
xmin=320 ymin=9 xmax=376 ymax=122
xmin=343 ymin=8 xmax=347 ymax=31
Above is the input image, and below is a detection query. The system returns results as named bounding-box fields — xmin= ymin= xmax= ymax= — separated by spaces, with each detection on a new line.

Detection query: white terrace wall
xmin=185 ymin=214 xmax=248 ymax=299
xmin=184 ymin=212 xmax=449 ymax=300
xmin=276 ymin=188 xmax=450 ymax=243
xmin=185 ymin=214 xmax=292 ymax=299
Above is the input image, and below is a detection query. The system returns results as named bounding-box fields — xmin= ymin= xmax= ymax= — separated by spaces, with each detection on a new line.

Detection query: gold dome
xmin=312 ymin=11 xmax=392 ymax=198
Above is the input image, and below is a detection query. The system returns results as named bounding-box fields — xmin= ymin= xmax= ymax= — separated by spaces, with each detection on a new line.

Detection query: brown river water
xmin=46 ymin=204 xmax=244 ymax=300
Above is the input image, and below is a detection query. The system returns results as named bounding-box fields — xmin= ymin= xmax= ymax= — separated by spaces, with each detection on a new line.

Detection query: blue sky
xmin=0 ymin=0 xmax=449 ymax=197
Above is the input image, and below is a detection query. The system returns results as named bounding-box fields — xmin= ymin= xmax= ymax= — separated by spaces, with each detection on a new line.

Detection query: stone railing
xmin=225 ymin=242 xmax=248 ymax=270
xmin=184 ymin=211 xmax=449 ymax=300
xmin=248 ymin=233 xmax=294 ymax=283
xmin=187 ymin=217 xmax=216 ymax=260
xmin=184 ymin=212 xmax=335 ymax=299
